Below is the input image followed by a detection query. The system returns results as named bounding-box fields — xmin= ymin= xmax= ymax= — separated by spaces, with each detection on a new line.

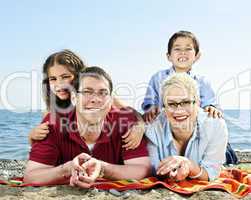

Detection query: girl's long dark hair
xmin=42 ymin=49 xmax=86 ymax=111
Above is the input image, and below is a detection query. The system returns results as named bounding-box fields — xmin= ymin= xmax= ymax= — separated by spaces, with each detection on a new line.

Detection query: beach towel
xmin=1 ymin=167 xmax=250 ymax=199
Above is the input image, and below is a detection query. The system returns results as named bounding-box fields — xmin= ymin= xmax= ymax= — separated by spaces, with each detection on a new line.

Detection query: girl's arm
xmin=28 ymin=111 xmax=50 ymax=144
xmin=112 ymin=96 xmax=146 ymax=150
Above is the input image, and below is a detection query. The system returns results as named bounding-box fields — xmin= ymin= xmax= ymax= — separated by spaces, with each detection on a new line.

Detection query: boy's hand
xmin=122 ymin=121 xmax=145 ymax=150
xmin=143 ymin=106 xmax=160 ymax=123
xmin=204 ymin=106 xmax=223 ymax=118
xmin=29 ymin=122 xmax=49 ymax=144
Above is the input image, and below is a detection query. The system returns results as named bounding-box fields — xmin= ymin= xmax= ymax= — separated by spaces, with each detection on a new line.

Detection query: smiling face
xmin=48 ymin=64 xmax=74 ymax=100
xmin=163 ymin=84 xmax=199 ymax=133
xmin=75 ymin=76 xmax=112 ymax=124
xmin=167 ymin=37 xmax=200 ymax=72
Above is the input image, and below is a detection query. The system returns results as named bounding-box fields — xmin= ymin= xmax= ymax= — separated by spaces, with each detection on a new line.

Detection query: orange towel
xmin=1 ymin=167 xmax=250 ymax=199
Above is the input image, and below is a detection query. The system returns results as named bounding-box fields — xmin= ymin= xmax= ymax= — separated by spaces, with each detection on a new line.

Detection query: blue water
xmin=0 ymin=109 xmax=250 ymax=160
xmin=0 ymin=110 xmax=42 ymax=160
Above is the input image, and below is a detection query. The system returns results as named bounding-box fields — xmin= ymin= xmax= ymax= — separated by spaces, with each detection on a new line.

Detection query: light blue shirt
xmin=142 ymin=67 xmax=216 ymax=110
xmin=145 ymin=109 xmax=228 ymax=181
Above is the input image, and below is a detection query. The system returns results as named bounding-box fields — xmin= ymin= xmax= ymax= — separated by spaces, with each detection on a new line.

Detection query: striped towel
xmin=1 ymin=167 xmax=250 ymax=199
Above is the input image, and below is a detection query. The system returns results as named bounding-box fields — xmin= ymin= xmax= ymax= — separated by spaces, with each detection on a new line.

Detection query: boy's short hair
xmin=167 ymin=30 xmax=200 ymax=55
xmin=162 ymin=73 xmax=200 ymax=106
xmin=75 ymin=66 xmax=113 ymax=93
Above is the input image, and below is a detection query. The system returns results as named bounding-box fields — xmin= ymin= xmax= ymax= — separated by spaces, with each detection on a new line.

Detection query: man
xmin=24 ymin=66 xmax=151 ymax=188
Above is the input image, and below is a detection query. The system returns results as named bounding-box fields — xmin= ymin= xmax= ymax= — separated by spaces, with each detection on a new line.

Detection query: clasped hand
xmin=157 ymin=156 xmax=191 ymax=181
xmin=70 ymin=153 xmax=102 ymax=188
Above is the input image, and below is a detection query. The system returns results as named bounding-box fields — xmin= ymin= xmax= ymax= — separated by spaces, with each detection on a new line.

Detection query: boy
xmin=142 ymin=30 xmax=221 ymax=122
xmin=141 ymin=30 xmax=237 ymax=164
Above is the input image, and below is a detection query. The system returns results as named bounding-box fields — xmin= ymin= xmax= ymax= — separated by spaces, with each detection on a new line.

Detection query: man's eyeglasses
xmin=77 ymin=89 xmax=110 ymax=99
xmin=165 ymin=100 xmax=196 ymax=111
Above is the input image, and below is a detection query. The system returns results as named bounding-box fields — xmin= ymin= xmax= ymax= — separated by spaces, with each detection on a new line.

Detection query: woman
xmin=146 ymin=73 xmax=228 ymax=181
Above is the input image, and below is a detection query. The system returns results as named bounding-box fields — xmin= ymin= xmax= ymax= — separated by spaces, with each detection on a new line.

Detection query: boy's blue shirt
xmin=142 ymin=67 xmax=216 ymax=111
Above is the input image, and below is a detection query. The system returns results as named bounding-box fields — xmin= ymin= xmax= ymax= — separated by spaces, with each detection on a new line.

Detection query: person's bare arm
xmin=69 ymin=154 xmax=152 ymax=188
xmin=28 ymin=122 xmax=50 ymax=144
xmin=114 ymin=99 xmax=146 ymax=150
xmin=28 ymin=111 xmax=50 ymax=144
xmin=23 ymin=160 xmax=72 ymax=184
xmin=122 ymin=121 xmax=145 ymax=150
xmin=112 ymin=96 xmax=128 ymax=109
xmin=101 ymin=156 xmax=151 ymax=180
xmin=143 ymin=105 xmax=160 ymax=123
xmin=157 ymin=156 xmax=209 ymax=181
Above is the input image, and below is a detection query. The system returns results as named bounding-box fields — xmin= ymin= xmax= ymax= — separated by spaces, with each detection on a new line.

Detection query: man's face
xmin=163 ymin=84 xmax=199 ymax=132
xmin=75 ymin=76 xmax=112 ymax=124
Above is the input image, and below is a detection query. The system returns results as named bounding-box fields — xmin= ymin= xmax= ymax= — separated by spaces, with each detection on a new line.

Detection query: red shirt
xmin=29 ymin=107 xmax=148 ymax=166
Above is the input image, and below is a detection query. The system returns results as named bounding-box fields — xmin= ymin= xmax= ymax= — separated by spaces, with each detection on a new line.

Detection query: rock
xmin=108 ymin=189 xmax=123 ymax=197
xmin=235 ymin=150 xmax=251 ymax=163
xmin=0 ymin=159 xmax=27 ymax=179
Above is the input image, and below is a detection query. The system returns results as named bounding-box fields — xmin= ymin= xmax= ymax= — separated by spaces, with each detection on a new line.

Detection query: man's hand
xmin=70 ymin=153 xmax=102 ymax=188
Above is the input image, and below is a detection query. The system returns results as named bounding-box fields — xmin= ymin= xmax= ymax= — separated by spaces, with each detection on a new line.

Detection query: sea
xmin=0 ymin=109 xmax=250 ymax=160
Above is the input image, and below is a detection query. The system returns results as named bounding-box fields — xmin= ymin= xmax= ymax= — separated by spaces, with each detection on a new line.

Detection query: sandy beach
xmin=0 ymin=151 xmax=250 ymax=200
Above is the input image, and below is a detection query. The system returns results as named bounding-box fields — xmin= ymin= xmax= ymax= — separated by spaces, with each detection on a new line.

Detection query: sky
xmin=0 ymin=0 xmax=251 ymax=111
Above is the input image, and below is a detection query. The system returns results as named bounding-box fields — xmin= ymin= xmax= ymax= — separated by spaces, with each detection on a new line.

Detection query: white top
xmin=87 ymin=143 xmax=95 ymax=152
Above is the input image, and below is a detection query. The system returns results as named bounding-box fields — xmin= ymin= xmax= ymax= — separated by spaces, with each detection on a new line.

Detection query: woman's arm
xmin=157 ymin=156 xmax=209 ymax=181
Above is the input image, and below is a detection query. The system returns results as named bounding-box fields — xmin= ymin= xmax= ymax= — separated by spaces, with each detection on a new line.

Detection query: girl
xmin=29 ymin=49 xmax=85 ymax=142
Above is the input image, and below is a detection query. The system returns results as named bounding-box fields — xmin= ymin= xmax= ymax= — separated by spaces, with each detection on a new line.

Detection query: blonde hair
xmin=162 ymin=73 xmax=200 ymax=106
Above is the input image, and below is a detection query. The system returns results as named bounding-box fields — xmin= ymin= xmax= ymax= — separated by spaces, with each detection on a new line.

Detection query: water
xmin=0 ymin=110 xmax=42 ymax=160
xmin=0 ymin=109 xmax=250 ymax=160
xmin=224 ymin=110 xmax=251 ymax=150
